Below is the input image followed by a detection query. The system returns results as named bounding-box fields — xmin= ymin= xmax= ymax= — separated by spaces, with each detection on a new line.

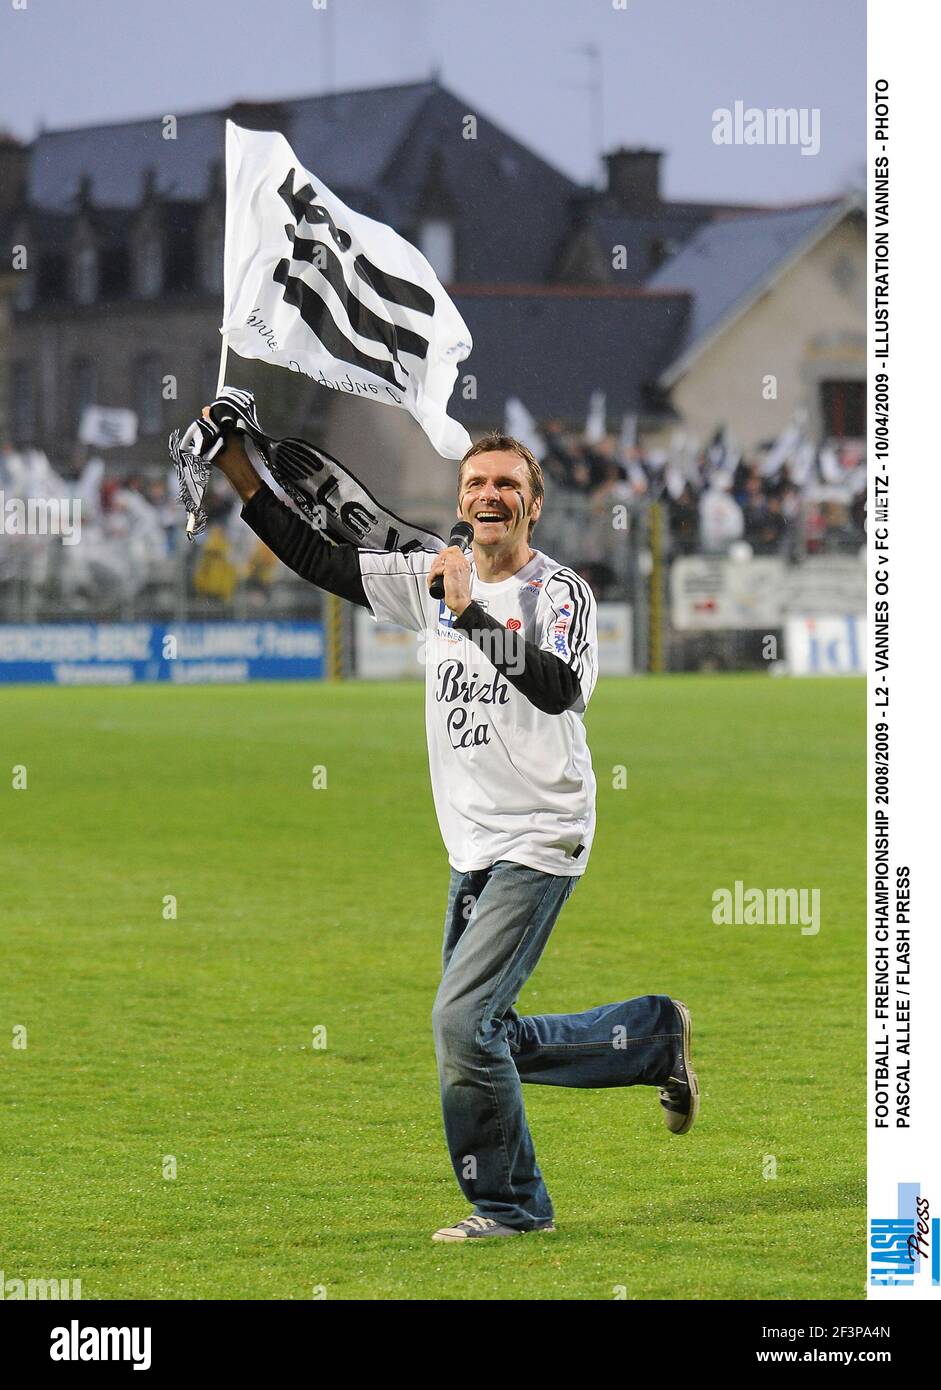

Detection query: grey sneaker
xmin=658 ymin=999 xmax=700 ymax=1135
xmin=432 ymin=1215 xmax=556 ymax=1242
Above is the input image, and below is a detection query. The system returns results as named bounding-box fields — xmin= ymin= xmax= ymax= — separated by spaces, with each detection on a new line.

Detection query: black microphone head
xmin=450 ymin=520 xmax=475 ymax=547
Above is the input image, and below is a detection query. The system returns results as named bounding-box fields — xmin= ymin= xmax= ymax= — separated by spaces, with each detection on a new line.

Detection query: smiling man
xmin=202 ymin=413 xmax=700 ymax=1241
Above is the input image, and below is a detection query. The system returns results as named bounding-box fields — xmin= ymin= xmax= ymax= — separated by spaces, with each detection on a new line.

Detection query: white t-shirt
xmin=358 ymin=546 xmax=598 ymax=876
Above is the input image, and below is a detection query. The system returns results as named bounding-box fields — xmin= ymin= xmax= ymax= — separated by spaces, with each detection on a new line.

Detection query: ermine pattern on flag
xmin=221 ymin=123 xmax=473 ymax=458
xmin=274 ymin=171 xmax=434 ymax=387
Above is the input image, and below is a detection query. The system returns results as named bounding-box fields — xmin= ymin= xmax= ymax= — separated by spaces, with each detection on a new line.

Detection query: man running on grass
xmin=197 ymin=401 xmax=700 ymax=1241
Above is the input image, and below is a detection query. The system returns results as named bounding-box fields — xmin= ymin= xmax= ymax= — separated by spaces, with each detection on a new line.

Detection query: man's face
xmin=457 ymin=451 xmax=541 ymax=548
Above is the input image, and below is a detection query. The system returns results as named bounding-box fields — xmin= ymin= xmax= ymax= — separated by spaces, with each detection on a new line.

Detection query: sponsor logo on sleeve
xmin=552 ymin=602 xmax=573 ymax=655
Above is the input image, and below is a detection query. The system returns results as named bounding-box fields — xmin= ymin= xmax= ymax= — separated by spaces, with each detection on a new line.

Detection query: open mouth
xmin=474 ymin=512 xmax=508 ymax=524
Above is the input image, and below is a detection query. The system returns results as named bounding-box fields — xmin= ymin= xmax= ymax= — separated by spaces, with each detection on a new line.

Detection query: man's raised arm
xmin=209 ymin=420 xmax=368 ymax=608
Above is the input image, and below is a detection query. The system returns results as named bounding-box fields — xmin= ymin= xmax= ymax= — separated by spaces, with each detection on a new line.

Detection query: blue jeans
xmin=431 ymin=859 xmax=680 ymax=1229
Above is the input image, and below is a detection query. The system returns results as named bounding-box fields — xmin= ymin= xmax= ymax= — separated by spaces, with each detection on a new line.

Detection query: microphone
xmin=430 ymin=520 xmax=475 ymax=601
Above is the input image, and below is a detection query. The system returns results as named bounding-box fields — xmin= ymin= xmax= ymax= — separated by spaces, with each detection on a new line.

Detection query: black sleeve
xmin=452 ymin=600 xmax=582 ymax=715
xmin=240 ymin=482 xmax=369 ymax=608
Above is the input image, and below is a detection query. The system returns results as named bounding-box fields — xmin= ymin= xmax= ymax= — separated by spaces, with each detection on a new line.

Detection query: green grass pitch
xmin=0 ymin=674 xmax=864 ymax=1300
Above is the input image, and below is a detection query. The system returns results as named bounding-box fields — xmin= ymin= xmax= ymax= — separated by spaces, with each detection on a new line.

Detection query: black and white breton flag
xmin=78 ymin=406 xmax=138 ymax=449
xmin=220 ymin=121 xmax=473 ymax=459
xmin=170 ymin=387 xmax=446 ymax=553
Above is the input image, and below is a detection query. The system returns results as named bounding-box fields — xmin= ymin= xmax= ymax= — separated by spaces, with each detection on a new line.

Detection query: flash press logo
xmin=712 ymin=101 xmax=820 ymax=156
xmin=0 ymin=493 xmax=82 ymax=544
xmin=870 ymin=1184 xmax=937 ymax=1288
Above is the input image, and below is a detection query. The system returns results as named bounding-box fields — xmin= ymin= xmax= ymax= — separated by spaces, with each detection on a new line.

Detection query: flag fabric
xmin=584 ymin=391 xmax=606 ymax=446
xmin=818 ymin=443 xmax=843 ymax=486
xmin=761 ymin=420 xmax=802 ymax=477
xmin=220 ymin=121 xmax=473 ymax=459
xmin=706 ymin=424 xmax=741 ymax=478
xmin=503 ymin=397 xmax=547 ymax=461
xmin=79 ymin=406 xmax=138 ymax=448
xmin=665 ymin=465 xmax=687 ymax=501
xmin=170 ymin=388 xmax=446 ymax=553
xmin=617 ymin=412 xmax=637 ymax=460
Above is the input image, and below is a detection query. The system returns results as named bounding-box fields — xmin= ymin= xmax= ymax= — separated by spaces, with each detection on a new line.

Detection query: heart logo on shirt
xmin=506 ymin=618 xmax=521 ymax=630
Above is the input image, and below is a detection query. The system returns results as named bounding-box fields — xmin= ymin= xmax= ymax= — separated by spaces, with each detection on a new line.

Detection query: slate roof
xmin=646 ymin=198 xmax=855 ymax=384
xmin=26 ymin=83 xmax=435 ymax=211
xmin=572 ymin=196 xmax=773 ymax=283
xmin=23 ymin=79 xmax=579 ymax=284
xmin=450 ymin=286 xmax=690 ymax=426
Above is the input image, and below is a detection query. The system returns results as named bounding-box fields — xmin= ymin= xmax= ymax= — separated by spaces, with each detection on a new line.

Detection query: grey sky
xmin=1 ymin=0 xmax=864 ymax=201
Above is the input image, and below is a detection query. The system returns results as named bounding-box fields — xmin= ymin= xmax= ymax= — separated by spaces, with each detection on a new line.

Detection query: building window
xmin=200 ymin=223 xmax=225 ymax=293
xmin=134 ymin=354 xmax=162 ymax=435
xmin=99 ymin=245 xmax=129 ymax=299
xmin=13 ymin=269 xmax=35 ymax=311
xmin=38 ymin=253 xmax=68 ymax=304
xmin=71 ymin=359 xmax=97 ymax=432
xmin=417 ymin=219 xmax=455 ymax=283
xmin=72 ymin=244 xmax=98 ymax=305
xmin=134 ymin=233 xmax=163 ymax=299
xmin=820 ymin=380 xmax=865 ymax=439
xmin=10 ymin=364 xmax=36 ymax=442
xmin=166 ymin=225 xmax=195 ymax=292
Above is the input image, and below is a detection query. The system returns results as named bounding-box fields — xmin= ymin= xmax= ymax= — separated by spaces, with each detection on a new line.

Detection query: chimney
xmin=603 ymin=147 xmax=663 ymax=209
xmin=0 ymin=133 xmax=28 ymax=215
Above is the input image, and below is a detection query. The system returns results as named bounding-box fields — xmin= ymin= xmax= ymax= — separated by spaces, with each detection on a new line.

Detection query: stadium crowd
xmin=0 ymin=417 xmax=866 ymax=618
xmin=538 ymin=419 xmax=866 ymax=558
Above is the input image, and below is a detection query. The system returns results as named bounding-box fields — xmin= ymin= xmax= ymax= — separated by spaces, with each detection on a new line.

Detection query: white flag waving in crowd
xmin=78 ymin=406 xmax=138 ymax=449
xmin=220 ymin=122 xmax=473 ymax=459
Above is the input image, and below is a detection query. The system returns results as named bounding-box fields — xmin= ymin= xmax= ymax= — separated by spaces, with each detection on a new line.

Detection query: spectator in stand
xmin=748 ymin=492 xmax=789 ymax=555
xmin=803 ymin=499 xmax=828 ymax=554
xmin=541 ymin=420 xmax=579 ymax=490
xmin=565 ymin=441 xmax=592 ymax=493
xmin=731 ymin=456 xmax=753 ymax=501
xmin=850 ymin=488 xmax=866 ymax=540
xmin=699 ymin=477 xmax=745 ymax=553
xmin=584 ymin=434 xmax=618 ymax=490
xmin=818 ymin=500 xmax=860 ymax=553
xmin=740 ymin=474 xmax=768 ymax=543
xmin=589 ymin=459 xmax=631 ymax=512
xmin=668 ymin=484 xmax=700 ymax=556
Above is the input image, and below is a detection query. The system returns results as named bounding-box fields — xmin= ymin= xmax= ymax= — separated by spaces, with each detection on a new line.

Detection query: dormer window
xmin=70 ymin=358 xmax=97 ymax=429
xmin=13 ymin=269 xmax=34 ymax=310
xmin=10 ymin=364 xmax=36 ymax=442
xmin=418 ymin=219 xmax=455 ymax=284
xmin=73 ymin=244 xmax=98 ymax=304
xmin=134 ymin=231 xmax=163 ymax=299
xmin=134 ymin=353 xmax=162 ymax=435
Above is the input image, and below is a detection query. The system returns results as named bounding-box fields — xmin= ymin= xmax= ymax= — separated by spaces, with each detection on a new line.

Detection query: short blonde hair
xmin=458 ymin=432 xmax=545 ymax=538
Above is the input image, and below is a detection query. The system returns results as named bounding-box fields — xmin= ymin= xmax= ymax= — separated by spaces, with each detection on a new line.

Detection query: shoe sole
xmin=669 ymin=999 xmax=700 ymax=1135
xmin=431 ymin=1224 xmax=556 ymax=1242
